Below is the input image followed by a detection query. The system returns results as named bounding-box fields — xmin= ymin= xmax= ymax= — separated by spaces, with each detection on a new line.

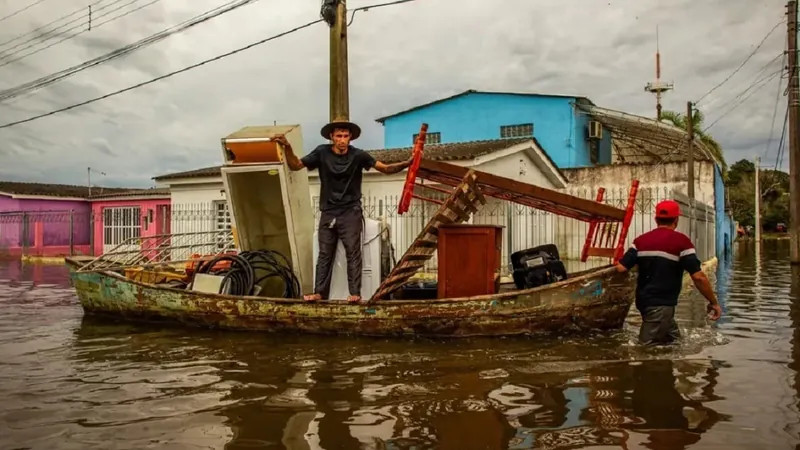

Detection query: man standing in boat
xmin=615 ymin=200 xmax=722 ymax=346
xmin=273 ymin=118 xmax=413 ymax=304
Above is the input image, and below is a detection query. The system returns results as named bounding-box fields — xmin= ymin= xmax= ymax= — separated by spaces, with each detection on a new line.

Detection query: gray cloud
xmin=0 ymin=0 xmax=790 ymax=187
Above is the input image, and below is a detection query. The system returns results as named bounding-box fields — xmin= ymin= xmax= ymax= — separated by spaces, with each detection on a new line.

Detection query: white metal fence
xmin=307 ymin=186 xmax=716 ymax=274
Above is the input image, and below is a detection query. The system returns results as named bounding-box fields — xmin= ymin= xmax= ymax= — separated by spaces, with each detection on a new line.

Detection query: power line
xmin=695 ymin=19 xmax=784 ymax=105
xmin=0 ymin=0 xmax=418 ymax=131
xmin=774 ymin=106 xmax=789 ymax=172
xmin=703 ymin=68 xmax=784 ymax=132
xmin=0 ymin=0 xmax=262 ymax=102
xmin=763 ymin=50 xmax=787 ymax=161
xmin=0 ymin=0 xmax=161 ymax=69
xmin=0 ymin=0 xmax=106 ymax=50
xmin=0 ymin=0 xmax=128 ymax=56
xmin=0 ymin=0 xmax=48 ymax=24
xmin=0 ymin=19 xmax=324 ymax=130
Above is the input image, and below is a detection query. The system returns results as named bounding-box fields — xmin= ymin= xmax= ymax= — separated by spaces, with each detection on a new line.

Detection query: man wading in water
xmin=274 ymin=118 xmax=412 ymax=304
xmin=615 ymin=200 xmax=722 ymax=346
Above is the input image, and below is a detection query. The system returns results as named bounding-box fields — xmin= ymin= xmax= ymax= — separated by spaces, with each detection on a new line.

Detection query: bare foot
xmin=304 ymin=293 xmax=322 ymax=302
xmin=347 ymin=295 xmax=361 ymax=304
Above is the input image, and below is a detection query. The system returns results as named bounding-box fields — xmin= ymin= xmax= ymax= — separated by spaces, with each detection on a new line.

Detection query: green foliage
xmin=724 ymin=158 xmax=789 ymax=230
xmin=660 ymin=109 xmax=726 ymax=172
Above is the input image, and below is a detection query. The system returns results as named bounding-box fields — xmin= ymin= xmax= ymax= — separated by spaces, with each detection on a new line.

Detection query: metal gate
xmin=102 ymin=206 xmax=142 ymax=255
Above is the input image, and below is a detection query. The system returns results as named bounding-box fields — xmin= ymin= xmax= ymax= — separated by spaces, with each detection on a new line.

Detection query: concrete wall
xmin=561 ymin=160 xmax=717 ymax=202
xmin=380 ymin=92 xmax=611 ymax=168
xmin=168 ymin=183 xmax=227 ymax=235
xmin=0 ymin=195 xmax=92 ymax=257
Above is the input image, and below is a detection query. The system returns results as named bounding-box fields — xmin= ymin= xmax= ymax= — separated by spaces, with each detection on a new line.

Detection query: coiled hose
xmin=194 ymin=250 xmax=301 ymax=298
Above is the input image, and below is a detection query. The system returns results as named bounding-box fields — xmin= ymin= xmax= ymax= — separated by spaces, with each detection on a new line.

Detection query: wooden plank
xmin=586 ymin=248 xmax=616 ymax=258
xmin=370 ymin=172 xmax=487 ymax=301
xmin=464 ymin=170 xmax=487 ymax=205
xmin=417 ymin=159 xmax=627 ymax=221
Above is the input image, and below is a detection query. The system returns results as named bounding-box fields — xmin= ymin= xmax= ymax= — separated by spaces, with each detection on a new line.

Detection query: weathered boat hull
xmin=65 ymin=258 xmax=635 ymax=338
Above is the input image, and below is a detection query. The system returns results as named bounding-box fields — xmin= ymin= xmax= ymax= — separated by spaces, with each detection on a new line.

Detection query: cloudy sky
xmin=0 ymin=0 xmax=789 ymax=187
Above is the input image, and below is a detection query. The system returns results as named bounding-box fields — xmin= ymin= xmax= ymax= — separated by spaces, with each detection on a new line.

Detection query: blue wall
xmin=380 ymin=92 xmax=611 ymax=168
xmin=714 ymin=165 xmax=733 ymax=260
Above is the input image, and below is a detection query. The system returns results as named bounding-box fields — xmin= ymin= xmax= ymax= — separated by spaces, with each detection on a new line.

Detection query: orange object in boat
xmin=184 ymin=252 xmax=237 ymax=277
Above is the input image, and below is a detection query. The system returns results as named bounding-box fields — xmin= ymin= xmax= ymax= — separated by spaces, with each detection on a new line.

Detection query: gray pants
xmin=638 ymin=305 xmax=680 ymax=346
xmin=315 ymin=206 xmax=363 ymax=298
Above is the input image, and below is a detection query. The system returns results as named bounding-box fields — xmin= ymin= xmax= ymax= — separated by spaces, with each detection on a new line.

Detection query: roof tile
xmin=0 ymin=181 xmax=136 ymax=199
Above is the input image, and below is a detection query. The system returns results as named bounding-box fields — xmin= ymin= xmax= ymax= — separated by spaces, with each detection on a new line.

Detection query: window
xmin=103 ymin=206 xmax=142 ymax=247
xmin=212 ymin=200 xmax=232 ymax=250
xmin=412 ymin=132 xmax=441 ymax=145
xmin=500 ymin=123 xmax=533 ymax=138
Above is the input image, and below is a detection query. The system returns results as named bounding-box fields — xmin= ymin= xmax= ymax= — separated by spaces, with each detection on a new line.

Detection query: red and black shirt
xmin=618 ymin=227 xmax=703 ymax=310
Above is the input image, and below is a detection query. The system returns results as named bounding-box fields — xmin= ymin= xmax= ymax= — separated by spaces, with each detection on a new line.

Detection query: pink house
xmin=89 ymin=188 xmax=171 ymax=257
xmin=0 ymin=181 xmax=132 ymax=258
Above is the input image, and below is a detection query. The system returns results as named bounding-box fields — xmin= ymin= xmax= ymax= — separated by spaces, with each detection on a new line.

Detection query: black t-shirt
xmin=300 ymin=144 xmax=376 ymax=212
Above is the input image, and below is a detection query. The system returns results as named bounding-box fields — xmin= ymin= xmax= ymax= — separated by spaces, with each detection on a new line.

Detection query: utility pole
xmin=686 ymin=101 xmax=695 ymax=199
xmin=327 ymin=0 xmax=349 ymax=122
xmin=787 ymin=0 xmax=800 ymax=263
xmin=755 ymin=156 xmax=762 ymax=243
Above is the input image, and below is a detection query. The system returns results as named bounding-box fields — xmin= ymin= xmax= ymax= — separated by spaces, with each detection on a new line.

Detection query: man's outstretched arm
xmin=374 ymin=158 xmax=413 ymax=175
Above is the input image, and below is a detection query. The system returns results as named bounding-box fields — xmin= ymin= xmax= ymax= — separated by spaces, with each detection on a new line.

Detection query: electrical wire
xmin=0 ymin=0 xmax=48 ymax=24
xmin=0 ymin=0 xmax=107 ymax=50
xmin=0 ymin=0 xmax=419 ymax=130
xmin=194 ymin=250 xmax=301 ymax=298
xmin=0 ymin=0 xmax=263 ymax=102
xmin=0 ymin=18 xmax=323 ymax=130
xmin=0 ymin=0 xmax=163 ymax=70
xmin=702 ymin=68 xmax=784 ymax=132
xmin=762 ymin=50 xmax=787 ymax=161
xmin=0 ymin=0 xmax=124 ymax=56
xmin=695 ymin=19 xmax=785 ymax=105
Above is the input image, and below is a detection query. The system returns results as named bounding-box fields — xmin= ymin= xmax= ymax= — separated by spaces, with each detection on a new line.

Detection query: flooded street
xmin=0 ymin=241 xmax=798 ymax=449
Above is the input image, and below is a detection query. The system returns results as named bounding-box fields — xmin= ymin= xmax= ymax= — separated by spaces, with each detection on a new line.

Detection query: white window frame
xmin=212 ymin=200 xmax=232 ymax=250
xmin=412 ymin=131 xmax=441 ymax=145
xmin=500 ymin=123 xmax=534 ymax=138
xmin=103 ymin=206 xmax=142 ymax=247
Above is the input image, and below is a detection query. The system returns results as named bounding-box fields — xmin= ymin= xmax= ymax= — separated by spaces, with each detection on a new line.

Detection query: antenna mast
xmin=644 ymin=26 xmax=674 ymax=120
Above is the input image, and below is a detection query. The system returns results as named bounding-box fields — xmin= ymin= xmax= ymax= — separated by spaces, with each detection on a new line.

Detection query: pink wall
xmin=0 ymin=194 xmax=92 ymax=257
xmin=91 ymin=198 xmax=171 ymax=256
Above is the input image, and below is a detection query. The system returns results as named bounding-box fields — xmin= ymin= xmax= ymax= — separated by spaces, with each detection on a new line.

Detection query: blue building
xmin=373 ymin=89 xmax=734 ymax=262
xmin=375 ymin=90 xmax=612 ymax=169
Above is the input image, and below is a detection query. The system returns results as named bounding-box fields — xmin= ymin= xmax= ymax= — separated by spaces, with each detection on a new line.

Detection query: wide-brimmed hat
xmin=320 ymin=118 xmax=361 ymax=140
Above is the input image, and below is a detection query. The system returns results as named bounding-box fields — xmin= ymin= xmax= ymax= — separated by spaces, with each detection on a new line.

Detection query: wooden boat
xmin=66 ymin=124 xmax=641 ymax=338
xmin=66 ymin=256 xmax=634 ymax=338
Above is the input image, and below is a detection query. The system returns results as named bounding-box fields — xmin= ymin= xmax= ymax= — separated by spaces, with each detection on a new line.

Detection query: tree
xmin=726 ymin=159 xmax=755 ymax=186
xmin=660 ymin=109 xmax=726 ymax=172
xmin=724 ymin=158 xmax=790 ymax=231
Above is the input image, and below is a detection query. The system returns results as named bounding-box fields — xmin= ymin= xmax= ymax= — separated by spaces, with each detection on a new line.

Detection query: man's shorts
xmin=638 ymin=305 xmax=680 ymax=346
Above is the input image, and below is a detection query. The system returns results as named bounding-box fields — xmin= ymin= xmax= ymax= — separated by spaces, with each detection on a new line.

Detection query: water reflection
xmin=54 ymin=318 xmax=728 ymax=449
xmin=2 ymin=242 xmax=800 ymax=449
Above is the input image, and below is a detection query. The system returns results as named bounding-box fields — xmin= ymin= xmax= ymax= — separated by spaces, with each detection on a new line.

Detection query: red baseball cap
xmin=655 ymin=200 xmax=681 ymax=218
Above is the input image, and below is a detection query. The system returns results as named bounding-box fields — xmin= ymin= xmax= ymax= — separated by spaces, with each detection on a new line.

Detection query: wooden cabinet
xmin=437 ymin=224 xmax=504 ymax=298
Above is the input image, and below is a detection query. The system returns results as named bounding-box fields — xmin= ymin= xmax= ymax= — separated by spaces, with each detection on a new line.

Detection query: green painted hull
xmin=65 ymin=258 xmax=635 ymax=338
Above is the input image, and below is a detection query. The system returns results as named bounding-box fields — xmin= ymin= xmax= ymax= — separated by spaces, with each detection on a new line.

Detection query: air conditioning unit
xmin=312 ymin=217 xmax=387 ymax=300
xmin=588 ymin=121 xmax=603 ymax=140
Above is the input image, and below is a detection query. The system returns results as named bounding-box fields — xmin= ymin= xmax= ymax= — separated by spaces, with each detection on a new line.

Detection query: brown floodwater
xmin=0 ymin=240 xmax=798 ymax=449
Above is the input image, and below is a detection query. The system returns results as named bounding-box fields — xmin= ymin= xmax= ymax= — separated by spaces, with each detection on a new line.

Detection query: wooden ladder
xmin=580 ymin=179 xmax=640 ymax=262
xmin=370 ymin=170 xmax=487 ymax=301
